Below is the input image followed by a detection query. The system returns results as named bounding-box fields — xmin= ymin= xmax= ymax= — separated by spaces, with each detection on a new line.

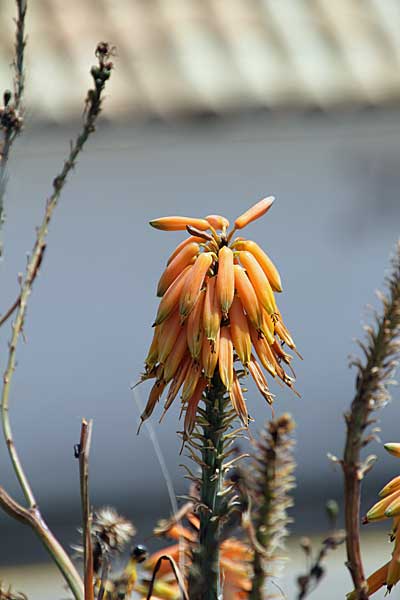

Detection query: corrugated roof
xmin=1 ymin=0 xmax=400 ymax=121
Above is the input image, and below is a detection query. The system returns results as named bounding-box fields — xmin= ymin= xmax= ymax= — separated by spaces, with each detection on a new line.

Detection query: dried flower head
xmin=138 ymin=198 xmax=300 ymax=432
xmin=246 ymin=414 xmax=296 ymax=598
xmin=91 ymin=506 xmax=136 ymax=553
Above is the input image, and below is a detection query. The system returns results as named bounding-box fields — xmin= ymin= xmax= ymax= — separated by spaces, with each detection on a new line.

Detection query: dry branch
xmin=342 ymin=241 xmax=400 ymax=599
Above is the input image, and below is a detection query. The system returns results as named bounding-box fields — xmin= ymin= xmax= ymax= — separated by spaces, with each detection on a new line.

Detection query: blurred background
xmin=1 ymin=0 xmax=400 ymax=598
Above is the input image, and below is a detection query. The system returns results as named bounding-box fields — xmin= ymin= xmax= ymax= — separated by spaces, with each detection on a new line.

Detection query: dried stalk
xmin=0 ymin=0 xmax=27 ymax=234
xmin=248 ymin=414 xmax=296 ymax=600
xmin=0 ymin=295 xmax=21 ymax=329
xmin=0 ymin=43 xmax=114 ymax=600
xmin=342 ymin=241 xmax=400 ymax=599
xmin=77 ymin=419 xmax=94 ymax=600
xmin=146 ymin=555 xmax=189 ymax=600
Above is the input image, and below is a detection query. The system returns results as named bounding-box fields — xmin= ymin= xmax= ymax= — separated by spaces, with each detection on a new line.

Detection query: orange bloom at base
xmin=137 ymin=198 xmax=301 ymax=432
xmin=139 ymin=512 xmax=252 ymax=600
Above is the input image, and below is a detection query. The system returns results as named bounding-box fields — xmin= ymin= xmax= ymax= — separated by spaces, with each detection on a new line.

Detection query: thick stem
xmin=343 ymin=408 xmax=368 ymax=600
xmin=250 ymin=552 xmax=264 ymax=600
xmin=78 ymin=419 xmax=94 ymax=600
xmin=344 ymin=465 xmax=366 ymax=597
xmin=188 ymin=375 xmax=227 ymax=600
xmin=0 ymin=486 xmax=83 ymax=599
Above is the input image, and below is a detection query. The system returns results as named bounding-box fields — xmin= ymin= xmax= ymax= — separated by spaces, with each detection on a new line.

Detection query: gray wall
xmin=1 ymin=109 xmax=400 ymax=563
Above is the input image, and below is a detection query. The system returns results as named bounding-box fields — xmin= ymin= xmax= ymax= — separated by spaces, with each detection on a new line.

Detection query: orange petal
xmin=234 ymin=265 xmax=263 ymax=334
xmin=184 ymin=378 xmax=207 ymax=436
xmin=202 ymin=329 xmax=220 ymax=380
xmin=157 ymin=241 xmax=199 ymax=296
xmin=229 ymin=371 xmax=248 ymax=426
xmin=154 ymin=265 xmax=192 ymax=326
xmin=232 ymin=239 xmax=282 ymax=292
xmin=216 ymin=246 xmax=235 ymax=317
xmin=145 ymin=326 xmax=161 ymax=370
xmin=386 ymin=494 xmax=400 ymax=518
xmin=248 ymin=356 xmax=273 ymax=404
xmin=144 ymin=543 xmax=180 ymax=572
xmin=271 ymin=339 xmax=293 ymax=365
xmin=167 ymin=236 xmax=204 ymax=265
xmin=150 ymin=216 xmax=210 ymax=231
xmin=388 ymin=525 xmax=400 ymax=586
xmin=347 ymin=562 xmax=389 ymax=599
xmin=163 ymin=324 xmax=188 ymax=383
xmin=234 ymin=196 xmax=274 ymax=230
xmin=380 ymin=476 xmax=400 ymax=498
xmin=219 ymin=326 xmax=234 ymax=391
xmin=181 ymin=359 xmax=202 ymax=402
xmin=139 ymin=379 xmax=167 ymax=428
xmin=206 ymin=214 xmax=230 ymax=231
xmin=158 ymin=311 xmax=183 ymax=364
xmin=365 ymin=490 xmax=400 ymax=522
xmin=203 ymin=275 xmax=221 ymax=346
xmin=239 ymin=250 xmax=276 ymax=316
xmin=179 ymin=253 xmax=213 ymax=321
xmin=162 ymin=356 xmax=191 ymax=414
xmin=229 ymin=296 xmax=251 ymax=366
xmin=187 ymin=289 xmax=205 ymax=360
xmin=249 ymin=324 xmax=276 ymax=377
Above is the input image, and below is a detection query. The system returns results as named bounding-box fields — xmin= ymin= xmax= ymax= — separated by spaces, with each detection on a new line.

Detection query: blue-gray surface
xmin=0 ymin=110 xmax=399 ymax=564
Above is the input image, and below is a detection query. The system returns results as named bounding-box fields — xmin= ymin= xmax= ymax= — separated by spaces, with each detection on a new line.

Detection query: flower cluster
xmin=138 ymin=198 xmax=300 ymax=434
xmin=348 ymin=443 xmax=400 ymax=597
xmin=138 ymin=511 xmax=252 ymax=600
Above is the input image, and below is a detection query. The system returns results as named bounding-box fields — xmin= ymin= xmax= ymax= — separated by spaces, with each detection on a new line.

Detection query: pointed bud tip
xmin=385 ymin=443 xmax=400 ymax=458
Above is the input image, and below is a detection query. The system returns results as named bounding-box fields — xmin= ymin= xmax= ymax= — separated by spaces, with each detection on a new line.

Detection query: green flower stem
xmin=189 ymin=375 xmax=227 ymax=600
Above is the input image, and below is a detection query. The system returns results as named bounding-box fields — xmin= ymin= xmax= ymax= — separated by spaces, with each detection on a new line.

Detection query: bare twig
xmin=0 ymin=43 xmax=113 ymax=600
xmin=342 ymin=241 xmax=400 ymax=599
xmin=0 ymin=0 xmax=27 ymax=235
xmin=146 ymin=555 xmax=189 ymax=600
xmin=0 ymin=294 xmax=21 ymax=329
xmin=77 ymin=419 xmax=94 ymax=600
xmin=296 ymin=525 xmax=346 ymax=599
xmin=1 ymin=42 xmax=113 ymax=506
xmin=0 ymin=485 xmax=83 ymax=598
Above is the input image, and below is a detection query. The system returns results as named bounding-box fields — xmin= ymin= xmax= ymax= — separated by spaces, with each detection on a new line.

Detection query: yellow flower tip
xmin=379 ymin=476 xmax=400 ymax=498
xmin=366 ymin=491 xmax=400 ymax=522
xmin=149 ymin=216 xmax=210 ymax=231
xmin=234 ymin=196 xmax=275 ymax=230
xmin=385 ymin=443 xmax=400 ymax=458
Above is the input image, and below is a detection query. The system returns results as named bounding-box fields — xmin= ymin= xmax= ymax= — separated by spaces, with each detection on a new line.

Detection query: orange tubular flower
xmin=157 ymin=241 xmax=199 ymax=297
xmin=217 ymin=246 xmax=235 ymax=317
xmin=140 ymin=512 xmax=252 ymax=600
xmin=139 ymin=198 xmax=300 ymax=429
xmin=349 ymin=443 xmax=400 ymax=597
